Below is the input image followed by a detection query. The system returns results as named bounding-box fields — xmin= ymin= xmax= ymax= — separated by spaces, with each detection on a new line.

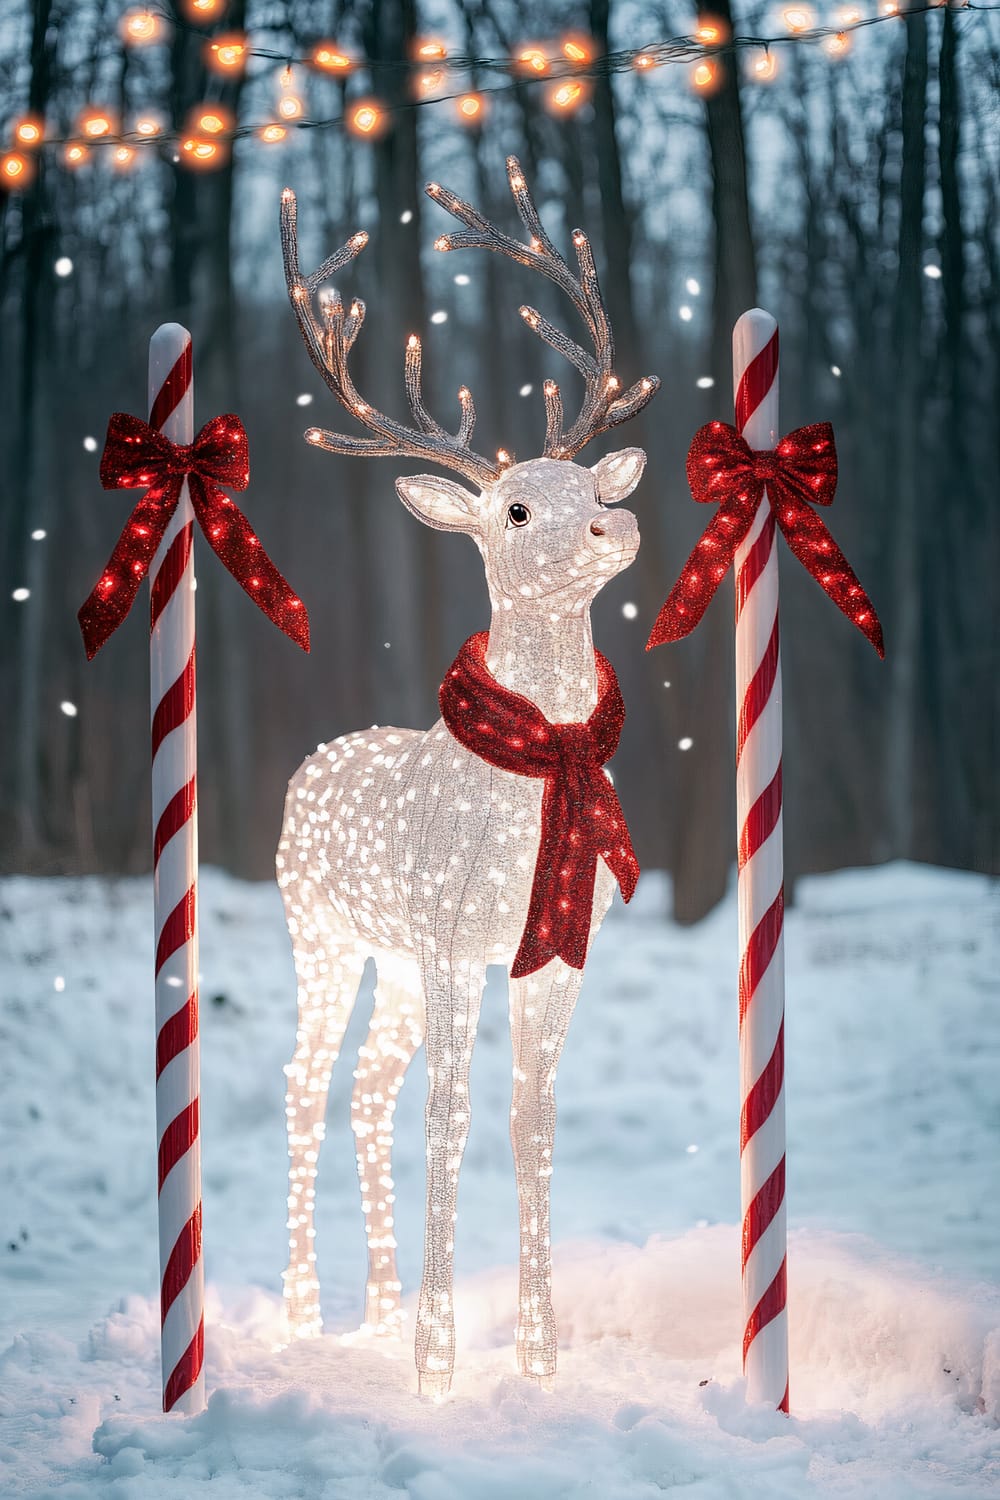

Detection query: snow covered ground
xmin=1 ymin=862 xmax=997 ymax=1497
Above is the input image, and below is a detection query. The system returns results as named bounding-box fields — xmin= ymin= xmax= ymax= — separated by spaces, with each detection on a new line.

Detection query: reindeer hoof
xmin=417 ymin=1362 xmax=454 ymax=1402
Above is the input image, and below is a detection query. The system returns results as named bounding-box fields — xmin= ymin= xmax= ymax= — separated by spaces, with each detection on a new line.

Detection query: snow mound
xmin=1 ymin=864 xmax=997 ymax=1496
xmin=7 ymin=1229 xmax=995 ymax=1499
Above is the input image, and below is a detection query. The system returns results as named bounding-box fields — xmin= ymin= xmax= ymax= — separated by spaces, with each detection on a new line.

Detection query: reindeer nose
xmin=589 ymin=518 xmax=606 ymax=537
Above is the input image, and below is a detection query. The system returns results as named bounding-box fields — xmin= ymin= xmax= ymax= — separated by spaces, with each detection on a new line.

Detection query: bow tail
xmin=77 ymin=484 xmax=178 ymax=658
xmin=773 ymin=495 xmax=885 ymax=658
xmin=188 ymin=477 xmax=310 ymax=652
xmin=646 ymin=498 xmax=756 ymax=650
xmin=511 ymin=775 xmax=598 ymax=978
xmin=596 ymin=780 xmax=640 ymax=902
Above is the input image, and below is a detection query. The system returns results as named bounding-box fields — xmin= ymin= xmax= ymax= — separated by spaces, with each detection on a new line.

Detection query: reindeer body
xmin=278 ymin=163 xmax=659 ymax=1396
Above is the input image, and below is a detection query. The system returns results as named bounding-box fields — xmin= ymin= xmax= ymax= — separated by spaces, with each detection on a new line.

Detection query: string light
xmin=312 ymin=43 xmax=353 ymax=73
xmin=561 ymin=34 xmax=594 ymax=64
xmin=135 ymin=116 xmax=162 ymax=137
xmin=695 ymin=15 xmax=729 ymax=43
xmin=112 ymin=145 xmax=136 ymax=170
xmin=348 ymin=101 xmax=384 ymax=136
xmin=121 ymin=8 xmax=162 ymax=45
xmin=192 ymin=105 xmax=231 ymax=135
xmin=80 ymin=109 xmax=114 ymax=138
xmin=207 ymin=34 xmax=247 ymax=72
xmin=14 ymin=10 xmax=997 ymax=172
xmin=259 ymin=123 xmax=287 ymax=143
xmin=547 ymin=79 xmax=589 ymax=113
xmin=1 ymin=152 xmax=31 ymax=187
xmin=14 ymin=117 xmax=44 ymax=147
xmin=416 ymin=68 xmax=446 ymax=98
xmin=516 ymin=45 xmax=550 ymax=75
xmin=456 ymin=93 xmax=486 ymax=124
xmin=181 ymin=135 xmax=222 ymax=166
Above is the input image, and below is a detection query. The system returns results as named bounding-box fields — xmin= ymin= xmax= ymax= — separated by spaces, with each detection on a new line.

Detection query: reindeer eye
xmin=506 ymin=503 xmax=531 ymax=528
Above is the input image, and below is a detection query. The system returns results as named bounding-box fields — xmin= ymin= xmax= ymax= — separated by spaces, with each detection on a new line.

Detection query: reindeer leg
xmin=508 ymin=958 xmax=584 ymax=1383
xmin=414 ymin=956 xmax=486 ymax=1399
xmin=351 ymin=955 xmax=424 ymax=1338
xmin=279 ymin=872 xmax=368 ymax=1339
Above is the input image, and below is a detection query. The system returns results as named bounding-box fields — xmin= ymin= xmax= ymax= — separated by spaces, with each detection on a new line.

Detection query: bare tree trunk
xmin=886 ymin=6 xmax=928 ymax=858
xmin=672 ymin=0 xmax=757 ymax=922
xmin=11 ymin=0 xmax=57 ymax=860
xmin=362 ymin=0 xmax=437 ymax=727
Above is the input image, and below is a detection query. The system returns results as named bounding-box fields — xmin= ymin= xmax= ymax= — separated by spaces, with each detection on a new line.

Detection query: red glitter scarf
xmin=439 ymin=632 xmax=639 ymax=979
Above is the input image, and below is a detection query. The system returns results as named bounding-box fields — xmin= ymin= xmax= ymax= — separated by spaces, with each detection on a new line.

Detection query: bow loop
xmin=647 ymin=418 xmax=883 ymax=658
xmin=686 ymin=422 xmax=762 ymax=508
xmin=79 ymin=409 xmax=308 ymax=659
xmin=188 ymin=413 xmax=250 ymax=490
xmin=99 ymin=413 xmax=176 ymax=493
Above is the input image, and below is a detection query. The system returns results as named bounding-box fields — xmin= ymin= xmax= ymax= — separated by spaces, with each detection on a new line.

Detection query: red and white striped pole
xmin=732 ymin=309 xmax=788 ymax=1412
xmin=148 ymin=323 xmax=205 ymax=1414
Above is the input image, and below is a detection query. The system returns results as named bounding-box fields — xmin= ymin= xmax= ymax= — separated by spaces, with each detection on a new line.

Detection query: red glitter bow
xmin=78 ymin=411 xmax=310 ymax=658
xmin=646 ymin=420 xmax=884 ymax=657
xmin=439 ymin=632 xmax=639 ymax=978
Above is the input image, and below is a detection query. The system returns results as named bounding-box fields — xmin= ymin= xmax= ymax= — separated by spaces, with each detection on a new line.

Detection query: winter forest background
xmin=1 ymin=0 xmax=997 ymax=919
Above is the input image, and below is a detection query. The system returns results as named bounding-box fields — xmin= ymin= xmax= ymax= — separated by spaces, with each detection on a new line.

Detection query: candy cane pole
xmin=732 ymin=309 xmax=788 ymax=1411
xmin=148 ymin=324 xmax=205 ymax=1414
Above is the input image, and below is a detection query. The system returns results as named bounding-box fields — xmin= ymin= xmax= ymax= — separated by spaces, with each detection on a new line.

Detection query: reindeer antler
xmin=426 ymin=156 xmax=660 ymax=460
xmin=280 ymin=187 xmax=500 ymax=489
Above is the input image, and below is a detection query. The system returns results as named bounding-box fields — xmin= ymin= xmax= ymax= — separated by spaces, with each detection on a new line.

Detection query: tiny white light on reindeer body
xmin=622 ymin=601 xmax=638 ymax=620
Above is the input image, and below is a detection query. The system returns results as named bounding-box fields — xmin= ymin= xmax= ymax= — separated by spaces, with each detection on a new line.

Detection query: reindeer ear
xmin=395 ymin=475 xmax=482 ymax=533
xmin=591 ymin=447 xmax=646 ymax=504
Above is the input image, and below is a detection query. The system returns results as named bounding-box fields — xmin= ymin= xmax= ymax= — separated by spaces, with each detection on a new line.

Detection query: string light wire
xmin=2 ymin=3 xmax=995 ymax=173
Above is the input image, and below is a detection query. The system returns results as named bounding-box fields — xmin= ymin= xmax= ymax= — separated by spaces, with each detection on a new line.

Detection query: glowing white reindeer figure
xmin=277 ymin=158 xmax=660 ymax=1398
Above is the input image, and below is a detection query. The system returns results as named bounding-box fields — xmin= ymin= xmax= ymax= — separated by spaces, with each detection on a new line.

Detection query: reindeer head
xmin=281 ymin=157 xmax=659 ymax=614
